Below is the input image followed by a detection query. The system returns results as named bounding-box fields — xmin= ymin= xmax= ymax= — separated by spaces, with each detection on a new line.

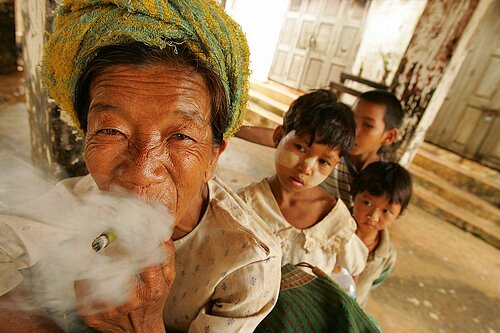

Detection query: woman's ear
xmin=272 ymin=126 xmax=285 ymax=148
xmin=204 ymin=139 xmax=228 ymax=182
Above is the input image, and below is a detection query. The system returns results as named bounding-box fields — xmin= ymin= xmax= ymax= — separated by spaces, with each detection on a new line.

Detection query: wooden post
xmin=18 ymin=0 xmax=86 ymax=180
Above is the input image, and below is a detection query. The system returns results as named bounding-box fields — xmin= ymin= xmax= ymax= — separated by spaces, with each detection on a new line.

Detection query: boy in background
xmin=238 ymin=89 xmax=368 ymax=278
xmin=351 ymin=161 xmax=413 ymax=307
xmin=236 ymin=90 xmax=404 ymax=211
xmin=321 ymin=90 xmax=403 ymax=210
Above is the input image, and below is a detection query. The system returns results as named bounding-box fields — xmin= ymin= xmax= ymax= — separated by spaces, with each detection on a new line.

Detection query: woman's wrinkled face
xmin=85 ymin=64 xmax=224 ymax=228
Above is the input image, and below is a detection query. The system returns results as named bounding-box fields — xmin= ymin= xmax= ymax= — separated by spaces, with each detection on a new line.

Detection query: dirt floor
xmin=1 ymin=70 xmax=499 ymax=333
xmin=0 ymin=70 xmax=25 ymax=105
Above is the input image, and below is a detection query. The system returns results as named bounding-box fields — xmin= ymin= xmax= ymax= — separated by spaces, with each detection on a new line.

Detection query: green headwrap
xmin=42 ymin=0 xmax=250 ymax=138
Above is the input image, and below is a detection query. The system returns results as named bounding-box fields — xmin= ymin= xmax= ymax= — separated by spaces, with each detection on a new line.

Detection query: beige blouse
xmin=164 ymin=177 xmax=282 ymax=332
xmin=238 ymin=178 xmax=368 ymax=276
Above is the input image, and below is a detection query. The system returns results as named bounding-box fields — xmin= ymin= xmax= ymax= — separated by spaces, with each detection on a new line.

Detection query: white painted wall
xmin=225 ymin=0 xmax=289 ymax=81
xmin=351 ymin=0 xmax=427 ymax=86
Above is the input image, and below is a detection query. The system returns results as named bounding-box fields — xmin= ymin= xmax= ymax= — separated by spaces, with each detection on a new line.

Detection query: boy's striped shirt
xmin=320 ymin=156 xmax=357 ymax=210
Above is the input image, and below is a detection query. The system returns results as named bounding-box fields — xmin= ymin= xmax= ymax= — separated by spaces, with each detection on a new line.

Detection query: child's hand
xmin=75 ymin=240 xmax=175 ymax=333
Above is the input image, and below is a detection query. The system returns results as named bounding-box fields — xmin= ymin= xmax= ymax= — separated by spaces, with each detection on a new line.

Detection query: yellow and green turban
xmin=42 ymin=0 xmax=250 ymax=137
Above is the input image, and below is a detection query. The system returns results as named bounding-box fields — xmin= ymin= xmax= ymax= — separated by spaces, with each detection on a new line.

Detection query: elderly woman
xmin=0 ymin=0 xmax=281 ymax=332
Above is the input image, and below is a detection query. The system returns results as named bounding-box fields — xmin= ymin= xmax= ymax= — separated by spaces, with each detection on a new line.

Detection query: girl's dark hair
xmin=351 ymin=161 xmax=413 ymax=213
xmin=282 ymin=89 xmax=356 ymax=157
xmin=75 ymin=41 xmax=228 ymax=145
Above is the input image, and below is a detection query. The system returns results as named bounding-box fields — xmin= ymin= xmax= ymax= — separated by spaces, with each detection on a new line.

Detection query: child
xmin=351 ymin=161 xmax=413 ymax=307
xmin=237 ymin=90 xmax=404 ymax=211
xmin=238 ymin=89 xmax=368 ymax=278
xmin=321 ymin=90 xmax=404 ymax=210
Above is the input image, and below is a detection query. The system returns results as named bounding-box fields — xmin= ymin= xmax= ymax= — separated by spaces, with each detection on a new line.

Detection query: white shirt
xmin=238 ymin=178 xmax=368 ymax=276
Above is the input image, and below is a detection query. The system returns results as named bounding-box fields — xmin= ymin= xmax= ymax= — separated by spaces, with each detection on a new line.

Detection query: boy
xmin=237 ymin=90 xmax=404 ymax=211
xmin=238 ymin=89 xmax=368 ymax=278
xmin=351 ymin=161 xmax=413 ymax=307
xmin=321 ymin=90 xmax=404 ymax=210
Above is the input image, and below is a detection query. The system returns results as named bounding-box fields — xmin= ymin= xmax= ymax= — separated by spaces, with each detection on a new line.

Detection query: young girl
xmin=238 ymin=89 xmax=368 ymax=278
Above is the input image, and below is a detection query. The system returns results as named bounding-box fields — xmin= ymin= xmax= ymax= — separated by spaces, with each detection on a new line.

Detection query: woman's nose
xmin=118 ymin=145 xmax=167 ymax=187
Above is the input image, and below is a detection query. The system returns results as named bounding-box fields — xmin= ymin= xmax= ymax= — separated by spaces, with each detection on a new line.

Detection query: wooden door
xmin=269 ymin=0 xmax=321 ymax=88
xmin=269 ymin=0 xmax=370 ymax=91
xmin=426 ymin=0 xmax=500 ymax=170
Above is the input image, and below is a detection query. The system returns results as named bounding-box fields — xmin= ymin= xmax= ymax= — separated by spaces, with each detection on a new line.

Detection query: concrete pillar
xmin=18 ymin=0 xmax=86 ymax=180
xmin=0 ymin=0 xmax=16 ymax=74
xmin=389 ymin=0 xmax=493 ymax=166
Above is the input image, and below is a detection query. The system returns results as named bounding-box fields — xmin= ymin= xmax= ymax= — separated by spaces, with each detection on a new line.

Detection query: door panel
xmin=475 ymin=57 xmax=500 ymax=99
xmin=302 ymin=57 xmax=323 ymax=86
xmin=287 ymin=54 xmax=304 ymax=82
xmin=316 ymin=23 xmax=335 ymax=54
xmin=479 ymin=116 xmax=500 ymax=168
xmin=449 ymin=106 xmax=487 ymax=153
xmin=297 ymin=20 xmax=315 ymax=49
xmin=281 ymin=18 xmax=297 ymax=45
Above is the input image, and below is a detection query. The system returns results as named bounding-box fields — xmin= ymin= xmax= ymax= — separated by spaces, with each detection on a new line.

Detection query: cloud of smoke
xmin=0 ymin=154 xmax=175 ymax=330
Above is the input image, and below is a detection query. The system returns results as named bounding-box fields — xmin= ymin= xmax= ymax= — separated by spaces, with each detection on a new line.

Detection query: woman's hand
xmin=75 ymin=240 xmax=175 ymax=333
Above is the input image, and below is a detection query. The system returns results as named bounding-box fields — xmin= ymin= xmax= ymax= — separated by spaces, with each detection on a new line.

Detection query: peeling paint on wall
xmin=388 ymin=0 xmax=479 ymax=162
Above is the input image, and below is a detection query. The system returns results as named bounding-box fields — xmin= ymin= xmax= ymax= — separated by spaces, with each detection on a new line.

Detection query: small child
xmin=351 ymin=161 xmax=413 ymax=307
xmin=238 ymin=89 xmax=368 ymax=278
xmin=321 ymin=90 xmax=404 ymax=210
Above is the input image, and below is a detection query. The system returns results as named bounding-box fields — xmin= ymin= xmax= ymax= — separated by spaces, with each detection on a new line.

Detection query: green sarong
xmin=255 ymin=264 xmax=382 ymax=333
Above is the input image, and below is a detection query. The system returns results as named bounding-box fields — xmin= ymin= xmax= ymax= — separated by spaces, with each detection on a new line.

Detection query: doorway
xmin=269 ymin=0 xmax=370 ymax=91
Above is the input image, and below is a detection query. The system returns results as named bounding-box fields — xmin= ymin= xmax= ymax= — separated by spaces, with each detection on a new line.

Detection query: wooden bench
xmin=329 ymin=72 xmax=394 ymax=98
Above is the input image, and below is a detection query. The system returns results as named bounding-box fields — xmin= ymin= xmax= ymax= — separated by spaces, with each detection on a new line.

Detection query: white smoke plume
xmin=0 ymin=154 xmax=175 ymax=331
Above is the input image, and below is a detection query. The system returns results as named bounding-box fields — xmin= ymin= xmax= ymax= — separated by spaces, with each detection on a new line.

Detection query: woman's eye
xmin=98 ymin=129 xmax=122 ymax=135
xmin=363 ymin=200 xmax=371 ymax=206
xmin=383 ymin=209 xmax=393 ymax=216
xmin=363 ymin=123 xmax=373 ymax=129
xmin=172 ymin=133 xmax=192 ymax=141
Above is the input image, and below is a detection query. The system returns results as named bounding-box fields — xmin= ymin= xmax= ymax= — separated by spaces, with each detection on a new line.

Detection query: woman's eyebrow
xmin=89 ymin=102 xmax=119 ymax=113
xmin=173 ymin=107 xmax=209 ymax=125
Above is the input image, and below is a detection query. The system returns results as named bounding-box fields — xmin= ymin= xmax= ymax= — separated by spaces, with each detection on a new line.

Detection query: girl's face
xmin=353 ymin=191 xmax=402 ymax=234
xmin=274 ymin=130 xmax=340 ymax=192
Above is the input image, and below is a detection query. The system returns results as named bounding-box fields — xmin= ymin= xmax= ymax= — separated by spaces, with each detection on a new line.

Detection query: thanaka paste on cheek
xmin=303 ymin=169 xmax=329 ymax=187
xmin=276 ymin=141 xmax=300 ymax=169
xmin=298 ymin=157 xmax=330 ymax=187
xmin=303 ymin=157 xmax=316 ymax=170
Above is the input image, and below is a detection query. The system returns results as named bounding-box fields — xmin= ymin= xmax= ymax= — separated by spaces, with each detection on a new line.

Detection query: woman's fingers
xmin=75 ymin=240 xmax=175 ymax=332
xmin=136 ymin=240 xmax=175 ymax=302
